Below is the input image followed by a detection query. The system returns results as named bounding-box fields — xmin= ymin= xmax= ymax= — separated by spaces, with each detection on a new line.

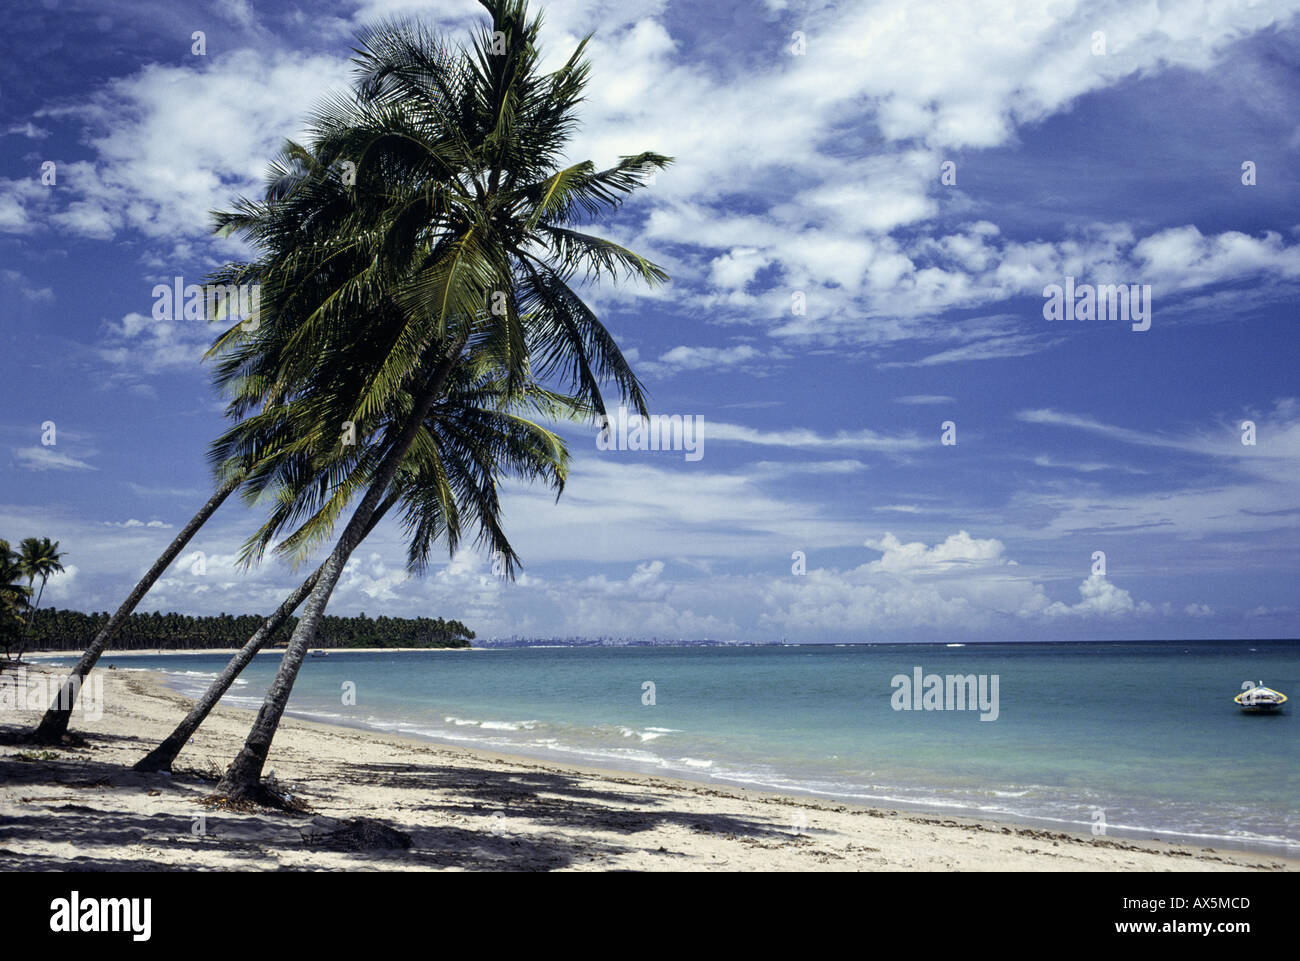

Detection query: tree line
xmin=23 ymin=607 xmax=473 ymax=652
xmin=1 ymin=537 xmax=65 ymax=661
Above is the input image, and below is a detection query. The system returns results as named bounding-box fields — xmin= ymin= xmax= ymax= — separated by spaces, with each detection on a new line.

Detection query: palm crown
xmin=204 ymin=0 xmax=668 ymax=475
xmin=0 ymin=540 xmax=32 ymax=634
xmin=220 ymin=348 xmax=585 ymax=580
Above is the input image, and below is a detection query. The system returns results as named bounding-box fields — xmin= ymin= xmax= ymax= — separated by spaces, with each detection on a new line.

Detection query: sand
xmin=1 ymin=662 xmax=1293 ymax=872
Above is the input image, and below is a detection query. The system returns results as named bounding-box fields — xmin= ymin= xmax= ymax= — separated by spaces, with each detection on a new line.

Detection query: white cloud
xmin=14 ymin=447 xmax=96 ymax=471
xmin=1032 ymin=454 xmax=1147 ymax=475
xmin=1 ymin=269 xmax=54 ymax=302
xmin=643 ymin=344 xmax=765 ymax=376
xmin=864 ymin=531 xmax=1007 ymax=574
xmin=0 ymin=50 xmax=351 ymax=252
xmin=894 ymin=395 xmax=955 ymax=406
xmin=880 ymin=334 xmax=1063 ymax=368
xmin=337 ymin=552 xmax=413 ymax=603
xmin=709 ymin=247 xmax=770 ymax=290
xmin=1134 ymin=226 xmax=1300 ymax=292
xmin=41 ymin=564 xmax=79 ymax=602
xmin=127 ymin=482 xmax=206 ymax=498
xmin=5 ymin=122 xmax=50 ymax=139
xmin=758 ymin=532 xmax=1159 ymax=635
xmin=705 ymin=420 xmax=926 ymax=452
xmin=1041 ymin=574 xmax=1149 ymax=618
xmin=99 ymin=311 xmax=211 ymax=373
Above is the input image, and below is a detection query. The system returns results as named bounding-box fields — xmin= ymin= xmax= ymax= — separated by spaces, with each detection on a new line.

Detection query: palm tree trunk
xmin=30 ymin=474 xmax=242 ymax=744
xmin=215 ymin=345 xmax=463 ymax=801
xmin=15 ymin=578 xmax=48 ymax=663
xmin=133 ymin=495 xmax=398 ymax=773
xmin=133 ymin=568 xmax=320 ymax=772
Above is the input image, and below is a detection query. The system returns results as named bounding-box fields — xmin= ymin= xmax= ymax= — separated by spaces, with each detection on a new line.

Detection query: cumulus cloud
xmin=578 ymin=559 xmax=668 ymax=598
xmin=753 ymin=532 xmax=1160 ymax=636
xmin=709 ymin=247 xmax=771 ymax=290
xmin=336 ymin=552 xmax=413 ymax=604
xmin=864 ymin=531 xmax=1007 ymax=574
xmin=41 ymin=564 xmax=79 ymax=602
xmin=1040 ymin=573 xmax=1149 ymax=618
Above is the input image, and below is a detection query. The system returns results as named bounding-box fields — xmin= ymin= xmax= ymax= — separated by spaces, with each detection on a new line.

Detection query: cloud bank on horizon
xmin=1 ymin=0 xmax=1298 ymax=641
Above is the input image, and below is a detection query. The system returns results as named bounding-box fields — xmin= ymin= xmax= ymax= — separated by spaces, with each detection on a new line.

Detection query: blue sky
xmin=2 ymin=0 xmax=1298 ymax=642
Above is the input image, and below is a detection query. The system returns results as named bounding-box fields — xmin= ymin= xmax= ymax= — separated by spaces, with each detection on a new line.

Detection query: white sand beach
xmin=1 ymin=663 xmax=1293 ymax=872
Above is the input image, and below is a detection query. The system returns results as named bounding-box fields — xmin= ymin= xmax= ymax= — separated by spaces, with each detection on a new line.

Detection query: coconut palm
xmin=0 ymin=541 xmax=32 ymax=663
xmin=135 ymin=356 xmax=578 ymax=772
xmin=17 ymin=537 xmax=64 ymax=650
xmin=212 ymin=0 xmax=668 ymax=800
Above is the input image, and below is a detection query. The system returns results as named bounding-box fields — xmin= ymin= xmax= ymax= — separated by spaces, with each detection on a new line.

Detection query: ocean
xmin=81 ymin=640 xmax=1298 ymax=855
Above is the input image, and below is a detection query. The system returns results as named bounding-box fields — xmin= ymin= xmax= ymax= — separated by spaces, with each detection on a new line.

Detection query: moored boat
xmin=1234 ymin=683 xmax=1287 ymax=714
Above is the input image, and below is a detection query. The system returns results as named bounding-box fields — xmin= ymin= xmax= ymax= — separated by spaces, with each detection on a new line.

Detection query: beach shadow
xmin=0 ymin=754 xmax=631 ymax=871
xmin=0 ymin=803 xmax=629 ymax=872
xmin=1 ymin=730 xmax=792 ymax=870
xmin=341 ymin=760 xmax=794 ymax=842
xmin=0 ymin=724 xmax=158 ymax=751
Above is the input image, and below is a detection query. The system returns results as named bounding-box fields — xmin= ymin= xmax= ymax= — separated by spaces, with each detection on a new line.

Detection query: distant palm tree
xmin=0 ymin=540 xmax=32 ymax=662
xmin=17 ymin=537 xmax=64 ymax=651
xmin=212 ymin=0 xmax=668 ymax=801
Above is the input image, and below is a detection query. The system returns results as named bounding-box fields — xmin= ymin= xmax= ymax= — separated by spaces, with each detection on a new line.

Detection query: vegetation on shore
xmin=22 ymin=607 xmax=473 ymax=652
xmin=2 ymin=536 xmax=471 ymax=656
xmin=1 ymin=537 xmax=65 ymax=662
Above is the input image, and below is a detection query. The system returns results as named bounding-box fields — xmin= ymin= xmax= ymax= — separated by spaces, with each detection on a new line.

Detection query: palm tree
xmin=134 ymin=356 xmax=577 ymax=772
xmin=212 ymin=0 xmax=668 ymax=801
xmin=0 ymin=541 xmax=32 ymax=663
xmin=16 ymin=537 xmax=64 ymax=654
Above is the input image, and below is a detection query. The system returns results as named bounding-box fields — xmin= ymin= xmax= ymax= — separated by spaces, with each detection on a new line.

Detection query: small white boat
xmin=1234 ymin=683 xmax=1287 ymax=714
xmin=311 ymin=649 xmax=329 ymax=658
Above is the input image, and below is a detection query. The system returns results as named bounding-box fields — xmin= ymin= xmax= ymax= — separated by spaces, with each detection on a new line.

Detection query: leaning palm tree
xmin=135 ymin=356 xmax=579 ymax=772
xmin=212 ymin=0 xmax=668 ymax=800
xmin=29 ymin=153 xmax=414 ymax=737
xmin=16 ymin=537 xmax=64 ymax=653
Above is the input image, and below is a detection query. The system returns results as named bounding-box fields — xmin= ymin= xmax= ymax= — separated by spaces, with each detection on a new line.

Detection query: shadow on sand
xmin=0 ymin=736 xmax=795 ymax=871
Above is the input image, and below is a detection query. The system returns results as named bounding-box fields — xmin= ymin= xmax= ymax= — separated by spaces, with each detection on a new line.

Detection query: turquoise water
xmin=86 ymin=641 xmax=1298 ymax=854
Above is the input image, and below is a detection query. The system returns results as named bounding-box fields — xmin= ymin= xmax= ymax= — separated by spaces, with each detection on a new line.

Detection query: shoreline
xmin=1 ymin=663 xmax=1294 ymax=871
xmin=43 ymin=650 xmax=1297 ymax=858
xmin=23 ymin=647 xmax=479 ymax=657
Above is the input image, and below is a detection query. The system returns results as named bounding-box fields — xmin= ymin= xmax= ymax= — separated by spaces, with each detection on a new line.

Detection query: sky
xmin=1 ymin=0 xmax=1298 ymax=643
